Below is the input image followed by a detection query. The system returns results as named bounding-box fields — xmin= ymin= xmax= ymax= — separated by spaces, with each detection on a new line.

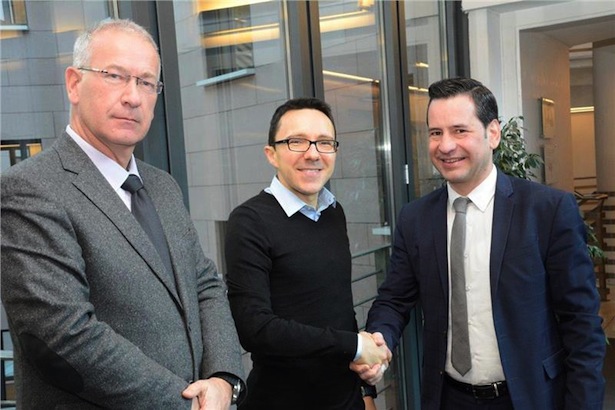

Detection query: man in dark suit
xmin=1 ymin=19 xmax=244 ymax=409
xmin=352 ymin=78 xmax=605 ymax=409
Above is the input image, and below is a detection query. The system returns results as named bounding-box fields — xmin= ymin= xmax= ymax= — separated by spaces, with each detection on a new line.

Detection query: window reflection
xmin=173 ymin=0 xmax=289 ymax=270
xmin=319 ymin=1 xmax=400 ymax=408
xmin=405 ymin=0 xmax=446 ymax=195
xmin=200 ymin=5 xmax=255 ymax=79
xmin=1 ymin=1 xmax=112 ymax=174
xmin=0 ymin=0 xmax=27 ymax=28
xmin=1 ymin=139 xmax=41 ymax=171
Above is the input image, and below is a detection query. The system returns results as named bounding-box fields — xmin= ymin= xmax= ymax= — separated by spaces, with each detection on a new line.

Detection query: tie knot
xmin=122 ymin=174 xmax=144 ymax=194
xmin=453 ymin=197 xmax=470 ymax=213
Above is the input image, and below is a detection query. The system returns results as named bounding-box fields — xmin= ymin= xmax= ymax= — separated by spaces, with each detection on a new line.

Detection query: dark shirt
xmin=225 ymin=191 xmax=365 ymax=409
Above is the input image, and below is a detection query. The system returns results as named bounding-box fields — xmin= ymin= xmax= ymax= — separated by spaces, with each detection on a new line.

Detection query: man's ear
xmin=487 ymin=119 xmax=501 ymax=150
xmin=65 ymin=67 xmax=82 ymax=105
xmin=264 ymin=145 xmax=278 ymax=169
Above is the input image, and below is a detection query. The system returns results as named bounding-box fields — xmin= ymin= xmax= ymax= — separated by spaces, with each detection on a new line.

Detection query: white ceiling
xmin=527 ymin=15 xmax=615 ymax=69
xmin=533 ymin=15 xmax=615 ymax=47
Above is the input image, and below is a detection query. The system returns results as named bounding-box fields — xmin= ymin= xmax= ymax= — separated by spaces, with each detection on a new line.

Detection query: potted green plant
xmin=493 ymin=116 xmax=543 ymax=180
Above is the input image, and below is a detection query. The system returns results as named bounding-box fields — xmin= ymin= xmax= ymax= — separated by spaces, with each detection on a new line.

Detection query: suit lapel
xmin=54 ymin=134 xmax=182 ymax=305
xmin=137 ymin=163 xmax=188 ymax=310
xmin=433 ymin=189 xmax=449 ymax=298
xmin=489 ymin=170 xmax=514 ymax=300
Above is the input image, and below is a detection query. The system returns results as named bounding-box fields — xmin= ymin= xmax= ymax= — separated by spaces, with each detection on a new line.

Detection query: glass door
xmin=318 ymin=1 xmax=399 ymax=408
xmin=404 ymin=0 xmax=447 ymax=195
xmin=172 ymin=0 xmax=291 ymax=267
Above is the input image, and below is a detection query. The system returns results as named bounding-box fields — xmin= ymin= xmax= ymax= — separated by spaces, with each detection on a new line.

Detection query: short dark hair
xmin=268 ymin=97 xmax=336 ymax=145
xmin=427 ymin=78 xmax=498 ymax=128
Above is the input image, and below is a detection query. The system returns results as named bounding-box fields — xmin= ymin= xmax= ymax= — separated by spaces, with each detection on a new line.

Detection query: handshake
xmin=350 ymin=331 xmax=392 ymax=385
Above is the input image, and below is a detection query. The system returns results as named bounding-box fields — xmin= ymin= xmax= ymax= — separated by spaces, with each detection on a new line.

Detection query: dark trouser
xmin=239 ymin=364 xmax=365 ymax=410
xmin=441 ymin=375 xmax=514 ymax=410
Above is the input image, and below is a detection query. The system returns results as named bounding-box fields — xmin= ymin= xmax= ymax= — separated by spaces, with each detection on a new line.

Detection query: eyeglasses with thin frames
xmin=78 ymin=67 xmax=163 ymax=95
xmin=272 ymin=137 xmax=339 ymax=153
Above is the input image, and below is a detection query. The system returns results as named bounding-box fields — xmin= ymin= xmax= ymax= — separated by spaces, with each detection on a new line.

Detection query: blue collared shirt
xmin=264 ymin=176 xmax=336 ymax=222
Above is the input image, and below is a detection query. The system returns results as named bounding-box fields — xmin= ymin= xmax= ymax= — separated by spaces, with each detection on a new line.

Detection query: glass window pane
xmin=0 ymin=139 xmax=42 ymax=171
xmin=0 ymin=0 xmax=28 ymax=27
xmin=0 ymin=1 xmax=112 ymax=157
xmin=319 ymin=1 xmax=399 ymax=408
xmin=404 ymin=0 xmax=446 ymax=196
xmin=173 ymin=0 xmax=289 ymax=269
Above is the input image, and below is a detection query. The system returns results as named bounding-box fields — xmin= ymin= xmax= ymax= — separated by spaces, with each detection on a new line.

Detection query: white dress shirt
xmin=445 ymin=165 xmax=505 ymax=384
xmin=66 ymin=125 xmax=140 ymax=210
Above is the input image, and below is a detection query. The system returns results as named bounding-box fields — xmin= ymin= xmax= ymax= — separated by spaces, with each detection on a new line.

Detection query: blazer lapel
xmin=433 ymin=189 xmax=450 ymax=298
xmin=54 ymin=134 xmax=182 ymax=305
xmin=137 ymin=164 xmax=188 ymax=310
xmin=490 ymin=170 xmax=514 ymax=300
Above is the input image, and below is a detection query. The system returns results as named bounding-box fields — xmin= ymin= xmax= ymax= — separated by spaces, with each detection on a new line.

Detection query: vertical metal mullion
xmin=380 ymin=1 xmax=413 ymax=217
xmin=444 ymin=0 xmax=470 ymax=78
xmin=19 ymin=141 xmax=29 ymax=163
xmin=155 ymin=0 xmax=189 ymax=206
xmin=9 ymin=0 xmax=16 ymax=23
xmin=109 ymin=0 xmax=120 ymax=19
xmin=284 ymin=0 xmax=322 ymax=99
xmin=381 ymin=2 xmax=423 ymax=409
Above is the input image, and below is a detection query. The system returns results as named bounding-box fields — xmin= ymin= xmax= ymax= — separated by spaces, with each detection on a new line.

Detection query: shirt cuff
xmin=354 ymin=333 xmax=362 ymax=361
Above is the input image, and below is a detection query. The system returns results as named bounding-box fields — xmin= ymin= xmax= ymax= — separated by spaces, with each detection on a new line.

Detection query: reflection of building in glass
xmin=199 ymin=5 xmax=255 ymax=79
xmin=0 ymin=139 xmax=41 ymax=171
xmin=0 ymin=0 xmax=28 ymax=28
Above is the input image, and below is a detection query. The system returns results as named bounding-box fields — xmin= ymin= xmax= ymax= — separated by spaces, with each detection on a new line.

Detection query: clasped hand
xmin=183 ymin=377 xmax=232 ymax=410
xmin=350 ymin=331 xmax=391 ymax=385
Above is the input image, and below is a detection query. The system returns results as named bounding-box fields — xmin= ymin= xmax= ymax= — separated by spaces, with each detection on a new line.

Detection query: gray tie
xmin=122 ymin=175 xmax=175 ymax=283
xmin=451 ymin=197 xmax=471 ymax=375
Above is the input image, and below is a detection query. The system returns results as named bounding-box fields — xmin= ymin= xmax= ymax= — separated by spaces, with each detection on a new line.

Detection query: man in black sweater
xmin=225 ymin=98 xmax=390 ymax=409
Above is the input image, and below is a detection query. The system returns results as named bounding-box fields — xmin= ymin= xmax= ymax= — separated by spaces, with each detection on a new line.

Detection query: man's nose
xmin=437 ymin=133 xmax=457 ymax=153
xmin=120 ymin=79 xmax=142 ymax=106
xmin=304 ymin=142 xmax=321 ymax=158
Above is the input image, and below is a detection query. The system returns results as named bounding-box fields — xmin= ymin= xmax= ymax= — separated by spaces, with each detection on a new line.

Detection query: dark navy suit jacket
xmin=366 ymin=169 xmax=605 ymax=410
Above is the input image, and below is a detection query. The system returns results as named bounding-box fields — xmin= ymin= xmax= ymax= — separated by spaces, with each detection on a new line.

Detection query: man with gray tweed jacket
xmin=1 ymin=18 xmax=244 ymax=409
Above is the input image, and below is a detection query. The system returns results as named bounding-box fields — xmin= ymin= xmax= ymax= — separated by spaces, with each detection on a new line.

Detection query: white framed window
xmin=0 ymin=0 xmax=28 ymax=30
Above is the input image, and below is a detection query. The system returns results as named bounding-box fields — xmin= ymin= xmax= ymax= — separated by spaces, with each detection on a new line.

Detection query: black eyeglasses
xmin=78 ymin=67 xmax=163 ymax=95
xmin=272 ymin=137 xmax=339 ymax=153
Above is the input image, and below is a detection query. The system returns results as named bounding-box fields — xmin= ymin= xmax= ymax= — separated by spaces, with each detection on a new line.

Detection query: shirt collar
xmin=447 ymin=164 xmax=497 ymax=212
xmin=265 ymin=176 xmax=336 ymax=218
xmin=66 ymin=125 xmax=140 ymax=190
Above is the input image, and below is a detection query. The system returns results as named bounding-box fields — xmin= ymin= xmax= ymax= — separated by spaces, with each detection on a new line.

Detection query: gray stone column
xmin=593 ymin=41 xmax=615 ymax=193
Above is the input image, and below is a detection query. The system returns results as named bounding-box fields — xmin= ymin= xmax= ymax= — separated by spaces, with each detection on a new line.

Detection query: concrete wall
xmin=519 ymin=30 xmax=573 ymax=190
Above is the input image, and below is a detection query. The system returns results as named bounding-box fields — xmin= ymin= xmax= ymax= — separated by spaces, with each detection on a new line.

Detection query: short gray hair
xmin=72 ymin=18 xmax=160 ymax=72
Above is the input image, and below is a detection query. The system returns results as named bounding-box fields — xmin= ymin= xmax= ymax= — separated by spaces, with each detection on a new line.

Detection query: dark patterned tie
xmin=122 ymin=174 xmax=174 ymax=282
xmin=451 ymin=197 xmax=471 ymax=375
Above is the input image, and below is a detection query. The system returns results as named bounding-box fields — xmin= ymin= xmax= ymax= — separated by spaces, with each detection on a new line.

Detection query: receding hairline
xmin=73 ymin=19 xmax=160 ymax=72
